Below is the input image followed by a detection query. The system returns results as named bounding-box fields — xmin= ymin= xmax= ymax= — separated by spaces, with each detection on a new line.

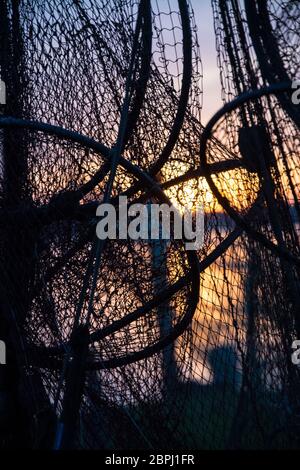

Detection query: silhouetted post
xmin=227 ymin=249 xmax=258 ymax=448
xmin=0 ymin=0 xmax=55 ymax=447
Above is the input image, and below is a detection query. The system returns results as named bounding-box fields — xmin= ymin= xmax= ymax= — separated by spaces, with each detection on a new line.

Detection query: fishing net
xmin=195 ymin=0 xmax=300 ymax=447
xmin=0 ymin=0 xmax=299 ymax=451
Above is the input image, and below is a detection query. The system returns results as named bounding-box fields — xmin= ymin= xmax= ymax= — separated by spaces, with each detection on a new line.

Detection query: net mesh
xmin=202 ymin=0 xmax=300 ymax=448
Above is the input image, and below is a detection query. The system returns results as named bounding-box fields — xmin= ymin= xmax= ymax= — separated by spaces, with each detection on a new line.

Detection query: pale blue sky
xmin=192 ymin=0 xmax=222 ymax=123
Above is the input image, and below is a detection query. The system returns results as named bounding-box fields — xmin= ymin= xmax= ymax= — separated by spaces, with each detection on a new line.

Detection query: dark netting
xmin=0 ymin=0 xmax=206 ymax=450
xmin=193 ymin=0 xmax=300 ymax=448
xmin=267 ymin=0 xmax=300 ymax=79
xmin=210 ymin=0 xmax=300 ymax=260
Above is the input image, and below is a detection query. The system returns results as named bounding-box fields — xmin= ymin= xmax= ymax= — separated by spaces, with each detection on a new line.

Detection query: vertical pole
xmin=149 ymin=204 xmax=178 ymax=398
